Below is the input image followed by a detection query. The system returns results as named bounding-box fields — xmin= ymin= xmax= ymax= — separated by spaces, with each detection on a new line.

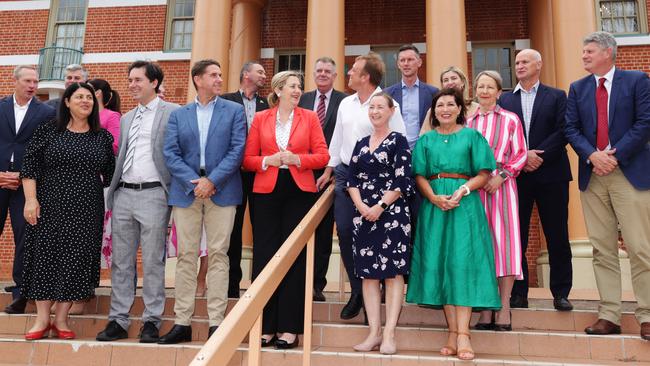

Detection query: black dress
xmin=20 ymin=121 xmax=115 ymax=301
xmin=347 ymin=131 xmax=413 ymax=279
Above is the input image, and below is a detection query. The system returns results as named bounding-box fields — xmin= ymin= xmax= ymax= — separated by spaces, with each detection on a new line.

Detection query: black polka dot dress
xmin=20 ymin=121 xmax=115 ymax=302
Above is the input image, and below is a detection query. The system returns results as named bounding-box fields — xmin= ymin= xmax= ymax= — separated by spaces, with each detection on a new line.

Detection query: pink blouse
xmin=99 ymin=108 xmax=120 ymax=155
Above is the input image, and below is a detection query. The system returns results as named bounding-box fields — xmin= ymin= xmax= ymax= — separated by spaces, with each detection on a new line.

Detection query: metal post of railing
xmin=302 ymin=232 xmax=316 ymax=366
xmin=248 ymin=315 xmax=262 ymax=366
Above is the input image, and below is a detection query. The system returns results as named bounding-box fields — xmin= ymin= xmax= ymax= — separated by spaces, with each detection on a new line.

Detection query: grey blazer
xmin=106 ymin=99 xmax=180 ymax=210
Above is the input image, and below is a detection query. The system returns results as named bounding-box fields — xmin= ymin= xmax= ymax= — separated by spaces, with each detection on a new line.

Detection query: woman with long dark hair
xmin=21 ymin=82 xmax=115 ymax=340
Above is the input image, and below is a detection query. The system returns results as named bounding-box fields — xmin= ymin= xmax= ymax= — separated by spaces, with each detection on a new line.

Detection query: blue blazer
xmin=384 ymin=80 xmax=439 ymax=129
xmin=164 ymin=97 xmax=247 ymax=208
xmin=0 ymin=96 xmax=55 ymax=171
xmin=499 ymin=83 xmax=572 ymax=184
xmin=565 ymin=69 xmax=650 ymax=190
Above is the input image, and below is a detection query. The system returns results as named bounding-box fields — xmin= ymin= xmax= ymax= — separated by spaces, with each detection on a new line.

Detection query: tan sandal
xmin=456 ymin=332 xmax=475 ymax=361
xmin=439 ymin=330 xmax=457 ymax=356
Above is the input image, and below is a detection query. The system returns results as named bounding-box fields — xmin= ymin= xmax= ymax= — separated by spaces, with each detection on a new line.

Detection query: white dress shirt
xmin=328 ymin=87 xmax=406 ymax=167
xmin=11 ymin=94 xmax=32 ymax=161
xmin=122 ymin=97 xmax=161 ymax=183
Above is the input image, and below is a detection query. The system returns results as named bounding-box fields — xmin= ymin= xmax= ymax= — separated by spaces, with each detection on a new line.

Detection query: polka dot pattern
xmin=19 ymin=121 xmax=116 ymax=301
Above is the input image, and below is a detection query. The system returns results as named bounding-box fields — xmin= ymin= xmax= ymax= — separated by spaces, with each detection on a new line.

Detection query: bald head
xmin=515 ymin=49 xmax=542 ymax=85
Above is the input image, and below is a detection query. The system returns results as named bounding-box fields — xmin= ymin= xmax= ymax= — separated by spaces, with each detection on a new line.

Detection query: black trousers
xmin=251 ymin=170 xmax=315 ymax=334
xmin=313 ymin=169 xmax=335 ymax=293
xmin=0 ymin=186 xmax=26 ymax=299
xmin=227 ymin=170 xmax=255 ymax=297
xmin=514 ymin=179 xmax=573 ymax=299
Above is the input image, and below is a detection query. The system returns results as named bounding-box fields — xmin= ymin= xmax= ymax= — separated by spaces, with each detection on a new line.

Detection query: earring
xmin=276 ymin=93 xmax=281 ymax=98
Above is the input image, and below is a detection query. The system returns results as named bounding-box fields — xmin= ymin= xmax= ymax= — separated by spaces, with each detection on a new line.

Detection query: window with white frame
xmin=166 ymin=0 xmax=195 ymax=51
xmin=596 ymin=0 xmax=648 ymax=35
xmin=472 ymin=44 xmax=515 ymax=91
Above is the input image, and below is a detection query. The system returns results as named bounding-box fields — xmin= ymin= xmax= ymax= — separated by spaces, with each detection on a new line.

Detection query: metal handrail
xmin=37 ymin=46 xmax=84 ymax=82
xmin=190 ymin=184 xmax=335 ymax=366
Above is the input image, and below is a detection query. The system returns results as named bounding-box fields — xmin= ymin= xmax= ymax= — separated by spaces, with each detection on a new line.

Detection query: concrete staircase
xmin=0 ymin=291 xmax=648 ymax=365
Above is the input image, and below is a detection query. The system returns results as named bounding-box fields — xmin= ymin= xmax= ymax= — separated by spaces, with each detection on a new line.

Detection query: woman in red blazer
xmin=242 ymin=70 xmax=329 ymax=349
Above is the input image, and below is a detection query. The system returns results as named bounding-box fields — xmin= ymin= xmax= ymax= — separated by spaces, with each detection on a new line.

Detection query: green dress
xmin=405 ymin=127 xmax=501 ymax=310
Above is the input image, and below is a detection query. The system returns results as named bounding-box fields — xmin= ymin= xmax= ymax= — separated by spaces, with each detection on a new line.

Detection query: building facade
xmin=0 ymin=0 xmax=648 ymax=288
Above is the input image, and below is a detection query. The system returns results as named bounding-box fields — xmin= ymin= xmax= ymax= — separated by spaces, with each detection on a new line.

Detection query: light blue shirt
xmin=513 ymin=80 xmax=539 ymax=146
xmin=401 ymin=79 xmax=420 ymax=148
xmin=195 ymin=96 xmax=217 ymax=168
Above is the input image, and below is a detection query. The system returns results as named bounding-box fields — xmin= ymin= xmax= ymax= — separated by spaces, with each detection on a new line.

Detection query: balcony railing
xmin=37 ymin=46 xmax=84 ymax=82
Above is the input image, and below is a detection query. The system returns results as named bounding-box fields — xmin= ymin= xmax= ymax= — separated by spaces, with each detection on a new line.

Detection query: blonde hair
xmin=473 ymin=70 xmax=503 ymax=94
xmin=440 ymin=66 xmax=471 ymax=104
xmin=267 ymin=70 xmax=302 ymax=107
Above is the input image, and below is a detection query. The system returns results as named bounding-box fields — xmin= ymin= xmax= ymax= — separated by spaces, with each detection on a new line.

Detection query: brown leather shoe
xmin=584 ymin=319 xmax=621 ymax=335
xmin=641 ymin=322 xmax=650 ymax=341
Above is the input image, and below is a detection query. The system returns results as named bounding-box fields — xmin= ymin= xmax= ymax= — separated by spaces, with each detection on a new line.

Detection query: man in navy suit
xmin=565 ymin=31 xmax=650 ymax=340
xmin=384 ymin=44 xmax=438 ymax=149
xmin=221 ymin=61 xmax=268 ymax=298
xmin=160 ymin=59 xmax=246 ymax=344
xmin=0 ymin=65 xmax=55 ymax=314
xmin=299 ymin=56 xmax=347 ymax=302
xmin=499 ymin=49 xmax=573 ymax=312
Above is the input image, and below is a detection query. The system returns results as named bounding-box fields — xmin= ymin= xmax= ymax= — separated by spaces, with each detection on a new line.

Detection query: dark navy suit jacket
xmin=384 ymin=80 xmax=438 ymax=129
xmin=499 ymin=83 xmax=572 ymax=184
xmin=298 ymin=89 xmax=347 ymax=146
xmin=565 ymin=69 xmax=650 ymax=191
xmin=0 ymin=96 xmax=55 ymax=171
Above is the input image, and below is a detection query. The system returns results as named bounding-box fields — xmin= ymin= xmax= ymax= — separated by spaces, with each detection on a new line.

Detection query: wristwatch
xmin=498 ymin=170 xmax=508 ymax=179
xmin=379 ymin=200 xmax=389 ymax=209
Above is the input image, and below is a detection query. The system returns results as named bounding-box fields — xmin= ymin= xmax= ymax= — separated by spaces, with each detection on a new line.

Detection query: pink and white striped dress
xmin=467 ymin=105 xmax=527 ymax=279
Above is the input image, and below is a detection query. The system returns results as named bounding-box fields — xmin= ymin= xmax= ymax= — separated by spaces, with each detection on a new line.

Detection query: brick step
xmin=1 ymin=314 xmax=648 ymax=362
xmin=0 ymin=335 xmax=646 ymax=366
xmin=0 ymin=293 xmax=642 ymax=334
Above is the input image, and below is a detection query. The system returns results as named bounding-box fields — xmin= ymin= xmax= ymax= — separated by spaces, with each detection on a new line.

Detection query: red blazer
xmin=243 ymin=107 xmax=329 ymax=193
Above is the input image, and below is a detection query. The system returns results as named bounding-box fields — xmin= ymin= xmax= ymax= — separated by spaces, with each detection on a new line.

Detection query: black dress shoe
xmin=473 ymin=311 xmax=495 ymax=330
xmin=158 ymin=324 xmax=192 ymax=344
xmin=261 ymin=335 xmax=276 ymax=347
xmin=510 ymin=294 xmax=529 ymax=309
xmin=494 ymin=311 xmax=512 ymax=332
xmin=3 ymin=285 xmax=15 ymax=293
xmin=553 ymin=297 xmax=574 ymax=311
xmin=139 ymin=321 xmax=159 ymax=343
xmin=275 ymin=336 xmax=299 ymax=349
xmin=208 ymin=326 xmax=218 ymax=339
xmin=340 ymin=293 xmax=363 ymax=320
xmin=97 ymin=320 xmax=129 ymax=341
xmin=313 ymin=290 xmax=326 ymax=302
xmin=4 ymin=296 xmax=27 ymax=314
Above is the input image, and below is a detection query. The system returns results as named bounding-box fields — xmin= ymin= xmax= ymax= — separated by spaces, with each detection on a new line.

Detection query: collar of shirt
xmin=139 ymin=96 xmax=160 ymax=113
xmin=276 ymin=109 xmax=294 ymax=125
xmin=401 ymin=78 xmax=420 ymax=89
xmin=594 ymin=66 xmax=616 ymax=87
xmin=13 ymin=94 xmax=32 ymax=110
xmin=316 ymin=88 xmax=333 ymax=101
xmin=239 ymin=90 xmax=258 ymax=101
xmin=513 ymin=80 xmax=540 ymax=94
xmin=195 ymin=95 xmax=217 ymax=109
xmin=353 ymin=86 xmax=383 ymax=106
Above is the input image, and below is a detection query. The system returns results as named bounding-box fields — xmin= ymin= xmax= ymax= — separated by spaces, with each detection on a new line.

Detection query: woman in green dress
xmin=405 ymin=88 xmax=500 ymax=361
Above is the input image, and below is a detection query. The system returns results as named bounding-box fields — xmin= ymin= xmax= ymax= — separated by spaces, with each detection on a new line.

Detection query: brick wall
xmin=0 ymin=9 xmax=49 ymax=55
xmin=465 ymin=0 xmax=529 ymax=42
xmin=83 ymin=6 xmax=167 ymax=53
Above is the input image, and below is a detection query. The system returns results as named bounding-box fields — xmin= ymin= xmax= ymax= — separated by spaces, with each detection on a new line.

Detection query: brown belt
xmin=429 ymin=173 xmax=471 ymax=180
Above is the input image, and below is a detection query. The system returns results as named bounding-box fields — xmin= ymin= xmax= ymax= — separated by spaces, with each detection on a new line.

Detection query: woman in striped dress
xmin=466 ymin=70 xmax=527 ymax=331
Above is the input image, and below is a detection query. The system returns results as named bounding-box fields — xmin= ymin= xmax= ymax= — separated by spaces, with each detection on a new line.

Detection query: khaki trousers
xmin=581 ymin=168 xmax=650 ymax=325
xmin=172 ymin=198 xmax=236 ymax=326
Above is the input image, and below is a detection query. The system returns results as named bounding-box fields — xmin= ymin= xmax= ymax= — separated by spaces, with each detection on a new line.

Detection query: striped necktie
xmin=316 ymin=94 xmax=326 ymax=127
xmin=122 ymin=106 xmax=147 ymax=173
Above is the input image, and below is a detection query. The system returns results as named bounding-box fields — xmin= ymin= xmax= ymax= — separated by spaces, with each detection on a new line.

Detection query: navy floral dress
xmin=347 ymin=131 xmax=413 ymax=279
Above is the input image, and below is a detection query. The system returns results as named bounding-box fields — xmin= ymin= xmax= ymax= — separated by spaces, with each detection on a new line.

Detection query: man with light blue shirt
xmin=160 ymin=59 xmax=246 ymax=344
xmin=385 ymin=44 xmax=438 ymax=149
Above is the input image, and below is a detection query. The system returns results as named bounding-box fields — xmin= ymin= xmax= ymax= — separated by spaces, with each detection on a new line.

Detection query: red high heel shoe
xmin=51 ymin=324 xmax=76 ymax=340
xmin=25 ymin=325 xmax=51 ymax=340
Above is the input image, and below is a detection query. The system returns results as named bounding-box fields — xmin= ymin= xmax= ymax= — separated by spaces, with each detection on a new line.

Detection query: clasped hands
xmin=431 ymin=187 xmax=466 ymax=211
xmin=523 ymin=149 xmax=544 ymax=172
xmin=0 ymin=171 xmax=20 ymax=190
xmin=589 ymin=148 xmax=617 ymax=176
xmin=354 ymin=202 xmax=384 ymax=222
xmin=190 ymin=177 xmax=216 ymax=199
xmin=265 ymin=150 xmax=300 ymax=168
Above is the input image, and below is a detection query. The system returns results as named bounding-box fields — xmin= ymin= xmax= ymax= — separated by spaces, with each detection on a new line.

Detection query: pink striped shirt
xmin=467 ymin=105 xmax=527 ymax=279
